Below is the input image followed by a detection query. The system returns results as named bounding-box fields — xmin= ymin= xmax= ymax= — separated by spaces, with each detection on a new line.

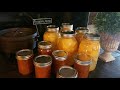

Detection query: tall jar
xmin=57 ymin=31 xmax=78 ymax=66
xmin=78 ymin=33 xmax=100 ymax=71
xmin=75 ymin=27 xmax=89 ymax=45
xmin=43 ymin=25 xmax=59 ymax=50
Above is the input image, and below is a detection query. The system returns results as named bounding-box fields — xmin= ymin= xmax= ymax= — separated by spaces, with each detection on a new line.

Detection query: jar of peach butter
xmin=34 ymin=55 xmax=52 ymax=78
xmin=38 ymin=41 xmax=52 ymax=56
xmin=56 ymin=66 xmax=78 ymax=78
xmin=16 ymin=49 xmax=34 ymax=76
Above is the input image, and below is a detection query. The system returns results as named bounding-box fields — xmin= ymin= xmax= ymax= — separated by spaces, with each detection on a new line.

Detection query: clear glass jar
xmin=75 ymin=27 xmax=89 ymax=45
xmin=43 ymin=25 xmax=59 ymax=50
xmin=52 ymin=50 xmax=68 ymax=75
xmin=38 ymin=41 xmax=52 ymax=56
xmin=78 ymin=33 xmax=100 ymax=71
xmin=57 ymin=31 xmax=78 ymax=66
xmin=60 ymin=23 xmax=73 ymax=32
xmin=56 ymin=66 xmax=78 ymax=78
xmin=16 ymin=49 xmax=34 ymax=76
xmin=34 ymin=55 xmax=52 ymax=78
xmin=74 ymin=54 xmax=91 ymax=78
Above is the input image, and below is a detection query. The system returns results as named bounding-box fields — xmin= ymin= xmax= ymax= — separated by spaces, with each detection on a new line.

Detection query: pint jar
xmin=34 ymin=55 xmax=52 ymax=78
xmin=52 ymin=50 xmax=68 ymax=75
xmin=74 ymin=54 xmax=91 ymax=78
xmin=16 ymin=49 xmax=34 ymax=76
xmin=56 ymin=66 xmax=78 ymax=78
xmin=38 ymin=41 xmax=52 ymax=56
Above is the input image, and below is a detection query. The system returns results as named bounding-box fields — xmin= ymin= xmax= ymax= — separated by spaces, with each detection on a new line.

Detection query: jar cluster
xmin=16 ymin=23 xmax=100 ymax=78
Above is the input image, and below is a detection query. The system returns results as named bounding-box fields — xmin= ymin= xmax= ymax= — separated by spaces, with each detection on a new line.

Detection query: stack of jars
xmin=16 ymin=23 xmax=100 ymax=78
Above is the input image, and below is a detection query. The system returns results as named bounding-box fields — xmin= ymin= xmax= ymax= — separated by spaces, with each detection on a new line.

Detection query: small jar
xmin=34 ymin=55 xmax=52 ymax=78
xmin=75 ymin=27 xmax=89 ymax=45
xmin=56 ymin=66 xmax=78 ymax=78
xmin=74 ymin=54 xmax=91 ymax=78
xmin=38 ymin=41 xmax=52 ymax=56
xmin=16 ymin=49 xmax=34 ymax=76
xmin=43 ymin=25 xmax=59 ymax=50
xmin=52 ymin=50 xmax=68 ymax=75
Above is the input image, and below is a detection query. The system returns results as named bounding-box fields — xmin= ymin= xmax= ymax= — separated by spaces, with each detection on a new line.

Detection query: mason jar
xmin=78 ymin=33 xmax=100 ymax=71
xmin=16 ymin=49 xmax=34 ymax=76
xmin=38 ymin=41 xmax=52 ymax=56
xmin=34 ymin=55 xmax=52 ymax=78
xmin=43 ymin=25 xmax=59 ymax=50
xmin=56 ymin=66 xmax=78 ymax=78
xmin=57 ymin=31 xmax=78 ymax=66
xmin=52 ymin=50 xmax=68 ymax=75
xmin=75 ymin=27 xmax=89 ymax=45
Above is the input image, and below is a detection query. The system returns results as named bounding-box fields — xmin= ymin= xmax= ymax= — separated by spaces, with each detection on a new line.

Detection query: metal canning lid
xmin=76 ymin=27 xmax=89 ymax=30
xmin=47 ymin=25 xmax=59 ymax=32
xmin=52 ymin=50 xmax=68 ymax=61
xmin=58 ymin=66 xmax=78 ymax=78
xmin=38 ymin=41 xmax=52 ymax=49
xmin=34 ymin=55 xmax=52 ymax=67
xmin=86 ymin=33 xmax=100 ymax=41
xmin=74 ymin=54 xmax=92 ymax=66
xmin=61 ymin=31 xmax=75 ymax=37
xmin=16 ymin=49 xmax=33 ymax=60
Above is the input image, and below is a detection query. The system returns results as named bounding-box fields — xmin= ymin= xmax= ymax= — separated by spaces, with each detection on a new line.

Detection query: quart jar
xmin=57 ymin=31 xmax=78 ymax=66
xmin=56 ymin=66 xmax=78 ymax=78
xmin=38 ymin=41 xmax=52 ymax=56
xmin=74 ymin=54 xmax=91 ymax=78
xmin=78 ymin=33 xmax=100 ymax=71
xmin=52 ymin=50 xmax=68 ymax=75
xmin=16 ymin=49 xmax=34 ymax=76
xmin=43 ymin=25 xmax=59 ymax=50
xmin=60 ymin=23 xmax=73 ymax=32
xmin=75 ymin=27 xmax=89 ymax=45
xmin=34 ymin=55 xmax=52 ymax=78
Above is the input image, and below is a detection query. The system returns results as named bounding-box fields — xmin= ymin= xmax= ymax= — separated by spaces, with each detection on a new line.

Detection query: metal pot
xmin=0 ymin=28 xmax=37 ymax=54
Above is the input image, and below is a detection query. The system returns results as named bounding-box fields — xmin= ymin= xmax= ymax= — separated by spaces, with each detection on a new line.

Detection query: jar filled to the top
xmin=75 ymin=27 xmax=89 ymax=45
xmin=57 ymin=31 xmax=78 ymax=66
xmin=43 ymin=25 xmax=60 ymax=50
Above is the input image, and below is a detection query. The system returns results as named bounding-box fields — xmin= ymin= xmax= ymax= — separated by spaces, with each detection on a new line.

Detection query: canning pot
xmin=0 ymin=28 xmax=37 ymax=54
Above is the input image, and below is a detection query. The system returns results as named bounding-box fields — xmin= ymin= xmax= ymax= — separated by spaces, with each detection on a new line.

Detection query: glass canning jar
xmin=16 ymin=49 xmax=34 ymax=76
xmin=57 ymin=31 xmax=78 ymax=66
xmin=75 ymin=27 xmax=89 ymax=45
xmin=78 ymin=33 xmax=100 ymax=71
xmin=38 ymin=41 xmax=52 ymax=56
xmin=60 ymin=23 xmax=73 ymax=32
xmin=43 ymin=25 xmax=59 ymax=50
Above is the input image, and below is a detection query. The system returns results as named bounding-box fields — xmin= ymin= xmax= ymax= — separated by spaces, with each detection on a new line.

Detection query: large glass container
xmin=43 ymin=25 xmax=59 ymax=50
xmin=78 ymin=33 xmax=100 ymax=71
xmin=57 ymin=31 xmax=78 ymax=66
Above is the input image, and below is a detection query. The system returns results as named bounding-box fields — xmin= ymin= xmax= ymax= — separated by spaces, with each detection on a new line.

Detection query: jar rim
xmin=34 ymin=55 xmax=52 ymax=67
xmin=38 ymin=41 xmax=52 ymax=49
xmin=86 ymin=33 xmax=100 ymax=40
xmin=58 ymin=66 xmax=78 ymax=78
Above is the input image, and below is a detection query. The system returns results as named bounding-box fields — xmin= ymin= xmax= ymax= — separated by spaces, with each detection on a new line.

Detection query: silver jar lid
xmin=34 ymin=55 xmax=52 ymax=67
xmin=86 ymin=33 xmax=100 ymax=41
xmin=16 ymin=49 xmax=33 ymax=60
xmin=75 ymin=27 xmax=89 ymax=33
xmin=58 ymin=66 xmax=78 ymax=78
xmin=61 ymin=31 xmax=75 ymax=38
xmin=38 ymin=41 xmax=52 ymax=49
xmin=52 ymin=50 xmax=68 ymax=61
